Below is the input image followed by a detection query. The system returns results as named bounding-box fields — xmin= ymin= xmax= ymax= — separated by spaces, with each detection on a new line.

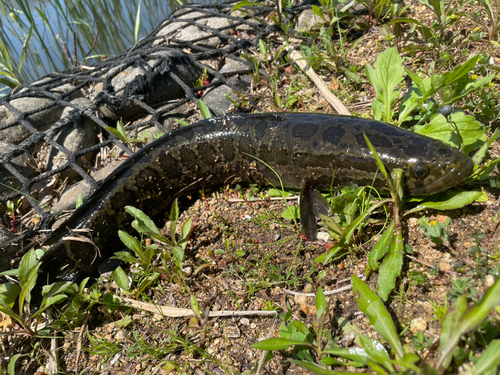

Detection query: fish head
xmin=403 ymin=140 xmax=474 ymax=196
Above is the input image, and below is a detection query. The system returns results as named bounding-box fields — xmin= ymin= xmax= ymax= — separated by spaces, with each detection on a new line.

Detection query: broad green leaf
xmin=320 ymin=357 xmax=343 ymax=366
xmin=112 ymin=250 xmax=139 ymax=264
xmin=41 ymin=281 xmax=75 ymax=298
xmin=443 ymin=55 xmax=479 ymax=86
xmin=364 ymin=47 xmax=404 ymax=123
xmin=182 ymin=218 xmax=192 ymax=240
xmin=360 ymin=335 xmax=393 ymax=371
xmin=8 ymin=353 xmax=21 ymax=375
xmin=18 ymin=262 xmax=40 ymax=314
xmin=405 ymin=190 xmax=486 ymax=215
xmin=368 ymin=222 xmax=394 ymax=272
xmin=404 ymin=67 xmax=423 ymax=92
xmin=39 ymin=294 xmax=67 ymax=310
xmin=475 ymin=339 xmax=500 ymax=375
xmin=413 ymin=112 xmax=486 ymax=153
xmin=268 ymin=188 xmax=294 ymax=197
xmin=292 ymin=319 xmax=311 ymax=335
xmin=0 ymin=297 xmax=22 ymax=325
xmin=437 ymin=278 xmax=500 ymax=371
xmin=135 ymin=273 xmax=158 ymax=297
xmin=469 ymin=158 xmax=500 ymax=181
xmin=352 ymin=275 xmax=404 ymax=359
xmin=397 ymin=88 xmax=421 ymax=125
xmin=0 ymin=283 xmax=20 ymax=308
xmin=139 ymin=230 xmax=171 ymax=246
xmin=319 ymin=214 xmax=342 ymax=237
xmin=0 ymin=269 xmax=19 ymax=277
xmin=143 ymin=247 xmax=154 ymax=267
xmin=19 ymin=248 xmax=38 ymax=283
xmin=172 ymin=245 xmax=184 ymax=268
xmin=258 ymin=39 xmax=267 ymax=57
xmin=472 ymin=129 xmax=498 ymax=165
xmin=282 ymin=205 xmax=300 ymax=220
xmin=106 ymin=126 xmax=127 ymax=144
xmin=118 ymin=230 xmax=142 ymax=253
xmin=125 ymin=206 xmax=160 ymax=234
xmin=250 ymin=338 xmax=311 ymax=350
xmin=419 ymin=0 xmax=443 ymax=21
xmin=323 ymin=347 xmax=369 ymax=365
xmin=198 ymin=99 xmax=211 ymax=119
xmin=445 ymin=75 xmax=494 ymax=105
xmin=377 ymin=228 xmax=403 ymax=301
xmin=311 ymin=5 xmax=327 ymax=21
xmin=112 ymin=266 xmax=130 ymax=290
xmin=436 ymin=301 xmax=461 ymax=362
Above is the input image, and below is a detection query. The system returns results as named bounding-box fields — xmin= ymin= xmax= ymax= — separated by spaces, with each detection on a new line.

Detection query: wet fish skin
xmin=38 ymin=112 xmax=474 ymax=288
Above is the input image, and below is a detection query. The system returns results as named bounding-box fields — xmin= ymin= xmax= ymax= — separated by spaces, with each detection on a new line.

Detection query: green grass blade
xmin=134 ymin=0 xmax=142 ymax=43
xmin=250 ymin=338 xmax=312 ymax=350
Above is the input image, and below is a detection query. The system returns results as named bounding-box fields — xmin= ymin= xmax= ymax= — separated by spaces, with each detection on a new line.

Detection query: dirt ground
xmin=2 ymin=0 xmax=500 ymax=373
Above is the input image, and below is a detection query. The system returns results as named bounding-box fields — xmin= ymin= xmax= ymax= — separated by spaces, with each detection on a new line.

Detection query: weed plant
xmin=1 ymin=0 xmax=500 ymax=373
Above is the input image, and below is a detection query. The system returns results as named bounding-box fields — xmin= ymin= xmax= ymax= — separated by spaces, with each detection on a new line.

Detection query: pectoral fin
xmin=299 ymin=180 xmax=330 ymax=241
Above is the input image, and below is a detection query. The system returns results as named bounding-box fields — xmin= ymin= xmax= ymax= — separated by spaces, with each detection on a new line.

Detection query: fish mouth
xmin=410 ymin=157 xmax=474 ymax=196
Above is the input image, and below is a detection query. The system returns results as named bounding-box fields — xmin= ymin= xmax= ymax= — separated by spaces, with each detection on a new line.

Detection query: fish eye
xmin=411 ymin=163 xmax=429 ymax=180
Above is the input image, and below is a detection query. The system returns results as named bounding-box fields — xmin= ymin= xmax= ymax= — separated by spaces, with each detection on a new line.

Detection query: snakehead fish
xmin=37 ymin=112 xmax=473 ymax=289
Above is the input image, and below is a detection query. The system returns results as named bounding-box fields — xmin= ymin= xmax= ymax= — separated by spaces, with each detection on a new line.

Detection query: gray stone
xmin=0 ymin=141 xmax=37 ymax=215
xmin=46 ymin=98 xmax=99 ymax=183
xmin=202 ymin=62 xmax=252 ymax=115
xmin=154 ymin=10 xmax=232 ymax=48
xmin=296 ymin=9 xmax=326 ymax=30
xmin=219 ymin=59 xmax=252 ymax=74
xmin=230 ymin=9 xmax=262 ymax=32
xmin=92 ymin=52 xmax=203 ymax=120
xmin=296 ymin=1 xmax=369 ymax=30
xmin=0 ymin=84 xmax=83 ymax=144
xmin=135 ymin=103 xmax=192 ymax=145
xmin=51 ymin=159 xmax=124 ymax=222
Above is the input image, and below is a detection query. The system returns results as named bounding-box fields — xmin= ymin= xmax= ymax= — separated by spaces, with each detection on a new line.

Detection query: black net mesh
xmin=0 ymin=1 xmax=311 ymax=259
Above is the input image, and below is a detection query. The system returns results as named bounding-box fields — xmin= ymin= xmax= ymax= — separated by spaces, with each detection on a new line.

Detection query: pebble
xmin=410 ymin=318 xmax=427 ymax=334
xmin=438 ymin=262 xmax=451 ymax=271
xmin=240 ymin=318 xmax=250 ymax=326
xmin=485 ymin=274 xmax=495 ymax=287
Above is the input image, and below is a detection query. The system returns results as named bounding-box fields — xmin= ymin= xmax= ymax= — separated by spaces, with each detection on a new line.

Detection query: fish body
xmin=38 ymin=113 xmax=473 ymax=287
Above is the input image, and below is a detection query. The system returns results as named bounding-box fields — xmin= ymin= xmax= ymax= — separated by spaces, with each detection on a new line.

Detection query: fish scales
xmin=38 ymin=112 xmax=473 ymax=289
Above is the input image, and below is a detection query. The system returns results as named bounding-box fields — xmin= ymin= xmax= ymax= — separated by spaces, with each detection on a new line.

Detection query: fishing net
xmin=0 ymin=1 xmax=317 ymax=262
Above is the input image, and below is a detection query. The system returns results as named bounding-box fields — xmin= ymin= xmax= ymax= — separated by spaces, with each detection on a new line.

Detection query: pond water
xmin=0 ymin=0 xmax=218 ymax=89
